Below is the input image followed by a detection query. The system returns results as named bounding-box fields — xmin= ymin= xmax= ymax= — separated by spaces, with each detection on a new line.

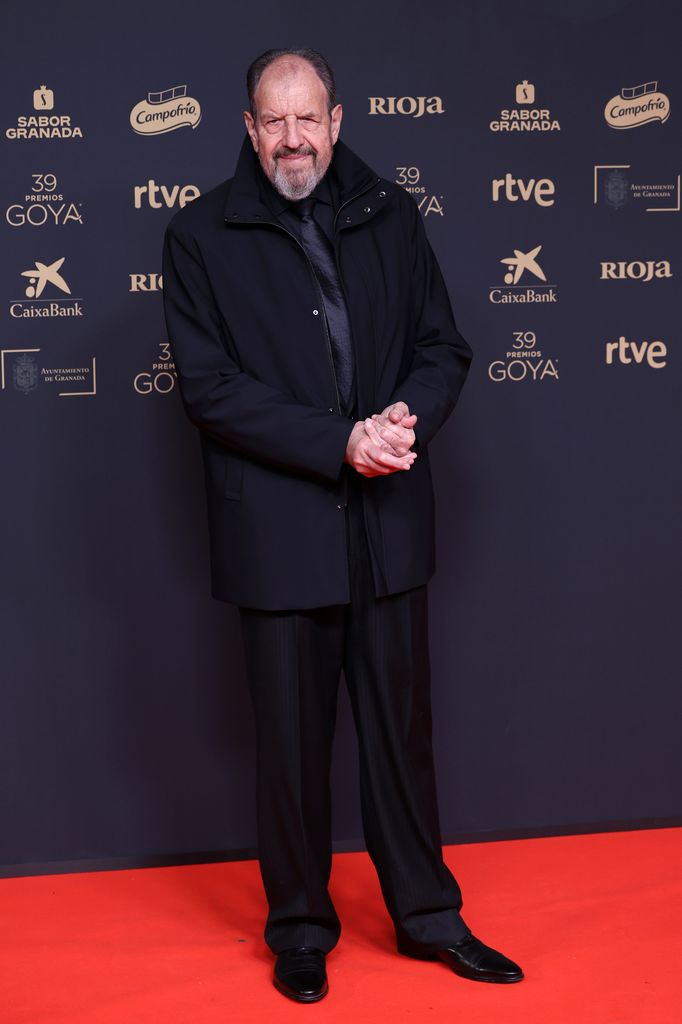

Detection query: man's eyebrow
xmin=260 ymin=110 xmax=320 ymax=118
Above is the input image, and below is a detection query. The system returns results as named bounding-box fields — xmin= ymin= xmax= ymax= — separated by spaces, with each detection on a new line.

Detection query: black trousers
xmin=238 ymin=470 xmax=470 ymax=954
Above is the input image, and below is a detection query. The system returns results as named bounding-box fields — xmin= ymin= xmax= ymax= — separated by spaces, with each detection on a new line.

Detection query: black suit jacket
xmin=161 ymin=135 xmax=472 ymax=609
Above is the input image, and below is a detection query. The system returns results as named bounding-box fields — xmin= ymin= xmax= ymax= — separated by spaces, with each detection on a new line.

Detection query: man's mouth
xmin=277 ymin=152 xmax=314 ymax=161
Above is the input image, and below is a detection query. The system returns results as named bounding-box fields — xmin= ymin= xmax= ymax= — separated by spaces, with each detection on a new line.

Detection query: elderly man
xmin=162 ymin=47 xmax=523 ymax=1003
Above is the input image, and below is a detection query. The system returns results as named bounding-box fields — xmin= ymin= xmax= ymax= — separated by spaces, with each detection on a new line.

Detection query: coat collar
xmin=223 ymin=133 xmax=394 ymax=226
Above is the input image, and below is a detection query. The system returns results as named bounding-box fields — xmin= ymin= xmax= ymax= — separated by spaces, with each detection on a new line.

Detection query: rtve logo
xmin=368 ymin=96 xmax=444 ymax=118
xmin=133 ymin=180 xmax=200 ymax=210
xmin=600 ymin=260 xmax=672 ymax=282
xmin=492 ymin=173 xmax=555 ymax=206
xmin=605 ymin=336 xmax=667 ymax=368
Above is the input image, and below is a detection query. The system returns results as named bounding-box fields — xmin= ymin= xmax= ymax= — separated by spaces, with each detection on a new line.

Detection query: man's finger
xmin=364 ymin=441 xmax=415 ymax=471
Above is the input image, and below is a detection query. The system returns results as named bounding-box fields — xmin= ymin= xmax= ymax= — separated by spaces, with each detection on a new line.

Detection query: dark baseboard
xmin=2 ymin=815 xmax=680 ymax=879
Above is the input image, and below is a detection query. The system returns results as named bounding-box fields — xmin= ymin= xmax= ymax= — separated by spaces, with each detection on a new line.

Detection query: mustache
xmin=274 ymin=145 xmax=316 ymax=158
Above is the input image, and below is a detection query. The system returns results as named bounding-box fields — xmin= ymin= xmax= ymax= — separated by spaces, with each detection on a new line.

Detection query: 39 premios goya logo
xmin=489 ymin=80 xmax=560 ymax=133
xmin=5 ymin=84 xmax=84 ymax=140
xmin=396 ymin=167 xmax=443 ymax=217
xmin=133 ymin=342 xmax=177 ymax=394
xmin=489 ymin=245 xmax=557 ymax=304
xmin=488 ymin=330 xmax=559 ymax=383
xmin=9 ymin=257 xmax=83 ymax=319
xmin=130 ymin=84 xmax=201 ymax=136
xmin=604 ymin=80 xmax=670 ymax=130
xmin=6 ymin=173 xmax=83 ymax=228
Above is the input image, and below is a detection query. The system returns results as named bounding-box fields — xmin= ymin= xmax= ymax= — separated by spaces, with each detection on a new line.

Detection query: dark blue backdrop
xmin=2 ymin=0 xmax=680 ymax=875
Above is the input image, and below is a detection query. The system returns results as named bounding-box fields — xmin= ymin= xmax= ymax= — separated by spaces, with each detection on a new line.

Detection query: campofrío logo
xmin=130 ymin=84 xmax=201 ymax=136
xmin=604 ymin=81 xmax=670 ymax=129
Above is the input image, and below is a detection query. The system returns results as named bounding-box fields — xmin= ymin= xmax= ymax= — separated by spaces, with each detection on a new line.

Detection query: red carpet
xmin=3 ymin=827 xmax=680 ymax=1023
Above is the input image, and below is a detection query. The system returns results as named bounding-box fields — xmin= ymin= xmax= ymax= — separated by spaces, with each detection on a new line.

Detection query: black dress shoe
xmin=273 ymin=946 xmax=328 ymax=1002
xmin=398 ymin=932 xmax=524 ymax=983
xmin=438 ymin=934 xmax=524 ymax=983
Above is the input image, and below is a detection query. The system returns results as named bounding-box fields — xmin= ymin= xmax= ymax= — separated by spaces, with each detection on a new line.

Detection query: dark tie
xmin=294 ymin=196 xmax=355 ymax=413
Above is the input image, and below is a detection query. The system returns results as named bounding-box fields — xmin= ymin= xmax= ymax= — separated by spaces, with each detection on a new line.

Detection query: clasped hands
xmin=344 ymin=401 xmax=417 ymax=478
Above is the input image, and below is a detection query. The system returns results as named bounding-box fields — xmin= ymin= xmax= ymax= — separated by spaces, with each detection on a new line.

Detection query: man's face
xmin=244 ymin=58 xmax=342 ymax=201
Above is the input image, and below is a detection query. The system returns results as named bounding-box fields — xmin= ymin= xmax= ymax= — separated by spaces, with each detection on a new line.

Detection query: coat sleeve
xmin=161 ymin=221 xmax=354 ymax=482
xmin=386 ymin=197 xmax=473 ymax=448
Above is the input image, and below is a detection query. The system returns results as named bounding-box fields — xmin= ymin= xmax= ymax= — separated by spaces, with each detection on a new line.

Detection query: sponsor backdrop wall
xmin=2 ymin=0 xmax=680 ymax=876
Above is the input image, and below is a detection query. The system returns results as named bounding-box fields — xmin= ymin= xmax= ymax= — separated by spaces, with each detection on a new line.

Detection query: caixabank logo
xmin=130 ymin=84 xmax=201 ymax=136
xmin=489 ymin=80 xmax=560 ymax=133
xmin=9 ymin=257 xmax=83 ymax=319
xmin=6 ymin=173 xmax=83 ymax=228
xmin=489 ymin=245 xmax=557 ymax=304
xmin=604 ymin=80 xmax=670 ymax=129
xmin=5 ymin=84 xmax=84 ymax=140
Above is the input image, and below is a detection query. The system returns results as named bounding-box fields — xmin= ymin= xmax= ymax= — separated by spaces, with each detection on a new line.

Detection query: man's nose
xmin=282 ymin=116 xmax=303 ymax=148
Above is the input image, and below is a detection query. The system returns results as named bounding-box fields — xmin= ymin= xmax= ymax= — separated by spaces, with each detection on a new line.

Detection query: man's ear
xmin=243 ymin=110 xmax=259 ymax=152
xmin=330 ymin=103 xmax=343 ymax=145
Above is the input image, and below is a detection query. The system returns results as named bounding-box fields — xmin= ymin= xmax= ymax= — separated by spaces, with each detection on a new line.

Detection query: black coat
xmin=161 ymin=134 xmax=472 ymax=609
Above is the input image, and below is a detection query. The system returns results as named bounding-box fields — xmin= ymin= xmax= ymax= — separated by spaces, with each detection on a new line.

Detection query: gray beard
xmin=271 ymin=157 xmax=328 ymax=201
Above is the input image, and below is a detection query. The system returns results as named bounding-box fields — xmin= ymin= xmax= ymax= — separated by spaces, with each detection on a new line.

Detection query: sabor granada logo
xmin=130 ymin=84 xmax=202 ymax=136
xmin=604 ymin=80 xmax=670 ymax=129
xmin=6 ymin=84 xmax=84 ymax=140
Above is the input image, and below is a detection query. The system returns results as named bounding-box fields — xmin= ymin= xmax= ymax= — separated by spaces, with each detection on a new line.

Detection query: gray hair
xmin=246 ymin=48 xmax=337 ymax=117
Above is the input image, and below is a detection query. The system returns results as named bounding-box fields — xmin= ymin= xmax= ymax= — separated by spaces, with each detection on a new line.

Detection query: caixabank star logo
xmin=489 ymin=245 xmax=557 ymax=304
xmin=9 ymin=257 xmax=83 ymax=319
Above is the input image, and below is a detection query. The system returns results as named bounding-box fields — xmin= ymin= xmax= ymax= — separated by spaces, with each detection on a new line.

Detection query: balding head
xmin=243 ymin=47 xmax=342 ymax=201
